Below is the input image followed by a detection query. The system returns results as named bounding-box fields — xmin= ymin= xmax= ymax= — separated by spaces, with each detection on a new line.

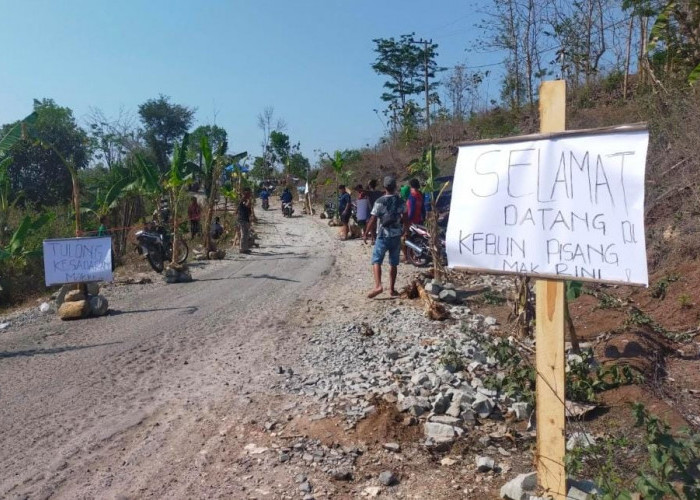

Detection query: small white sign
xmin=446 ymin=126 xmax=649 ymax=286
xmin=43 ymin=237 xmax=113 ymax=286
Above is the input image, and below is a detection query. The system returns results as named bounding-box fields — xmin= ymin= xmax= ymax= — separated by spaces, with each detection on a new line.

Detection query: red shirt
xmin=406 ymin=188 xmax=424 ymax=224
xmin=188 ymin=202 xmax=201 ymax=221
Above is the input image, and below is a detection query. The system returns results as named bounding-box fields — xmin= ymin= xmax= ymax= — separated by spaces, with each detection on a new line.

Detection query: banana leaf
xmin=0 ymin=112 xmax=37 ymax=155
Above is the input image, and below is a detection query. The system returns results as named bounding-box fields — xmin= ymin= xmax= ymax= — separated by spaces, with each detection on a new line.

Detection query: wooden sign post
xmin=445 ymin=79 xmax=650 ymax=500
xmin=536 ymin=80 xmax=567 ymax=499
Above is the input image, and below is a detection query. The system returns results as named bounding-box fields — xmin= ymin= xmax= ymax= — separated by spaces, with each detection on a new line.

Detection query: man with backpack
xmin=362 ymin=176 xmax=407 ymax=299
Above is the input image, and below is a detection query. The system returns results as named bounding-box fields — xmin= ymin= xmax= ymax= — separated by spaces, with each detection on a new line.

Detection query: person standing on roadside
xmin=355 ymin=184 xmax=370 ymax=231
xmin=366 ymin=179 xmax=382 ymax=243
xmin=187 ymin=196 xmax=201 ymax=238
xmin=337 ymin=184 xmax=352 ymax=240
xmin=238 ymin=187 xmax=253 ymax=254
xmin=362 ymin=176 xmax=406 ymax=298
xmin=403 ymin=178 xmax=426 ymax=261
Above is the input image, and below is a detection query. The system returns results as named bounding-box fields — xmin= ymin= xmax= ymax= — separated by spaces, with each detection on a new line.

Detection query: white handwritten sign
xmin=43 ymin=237 xmax=113 ymax=286
xmin=446 ymin=126 xmax=649 ymax=285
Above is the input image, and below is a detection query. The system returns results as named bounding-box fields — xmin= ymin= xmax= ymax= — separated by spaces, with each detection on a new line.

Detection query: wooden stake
xmin=536 ymin=80 xmax=567 ymax=500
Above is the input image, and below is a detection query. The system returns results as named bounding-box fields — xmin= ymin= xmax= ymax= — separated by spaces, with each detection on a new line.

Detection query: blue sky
xmin=1 ymin=0 xmax=505 ymax=164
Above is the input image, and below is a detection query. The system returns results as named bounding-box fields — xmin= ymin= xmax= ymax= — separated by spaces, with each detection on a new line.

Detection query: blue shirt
xmin=338 ymin=192 xmax=351 ymax=214
xmin=260 ymin=189 xmax=269 ymax=200
xmin=281 ymin=190 xmax=293 ymax=203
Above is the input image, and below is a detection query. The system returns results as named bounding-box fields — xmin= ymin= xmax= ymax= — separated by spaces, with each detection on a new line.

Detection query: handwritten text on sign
xmin=43 ymin=237 xmax=113 ymax=286
xmin=446 ymin=127 xmax=649 ymax=285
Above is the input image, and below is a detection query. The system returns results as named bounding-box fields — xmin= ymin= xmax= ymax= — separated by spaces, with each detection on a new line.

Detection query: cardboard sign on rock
xmin=446 ymin=126 xmax=649 ymax=286
xmin=43 ymin=237 xmax=113 ymax=286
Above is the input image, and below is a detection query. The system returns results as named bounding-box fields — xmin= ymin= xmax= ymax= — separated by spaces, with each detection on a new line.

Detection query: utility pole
xmin=410 ymin=37 xmax=432 ymax=134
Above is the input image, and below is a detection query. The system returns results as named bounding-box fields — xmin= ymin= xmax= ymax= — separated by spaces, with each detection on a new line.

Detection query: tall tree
xmin=371 ymin=34 xmax=444 ymax=130
xmin=86 ymin=107 xmax=141 ymax=169
xmin=268 ymin=130 xmax=292 ymax=169
xmin=481 ymin=0 xmax=547 ymax=110
xmin=257 ymin=107 xmax=286 ymax=180
xmin=138 ymin=95 xmax=195 ymax=172
xmin=443 ymin=65 xmax=487 ymax=119
xmin=188 ymin=124 xmax=228 ymax=195
xmin=1 ymin=99 xmax=89 ymax=207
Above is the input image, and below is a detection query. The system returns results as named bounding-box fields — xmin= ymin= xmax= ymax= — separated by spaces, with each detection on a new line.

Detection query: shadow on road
xmin=195 ymin=273 xmax=299 ymax=283
xmin=110 ymin=306 xmax=199 ymax=316
xmin=0 ymin=341 xmax=123 ymax=359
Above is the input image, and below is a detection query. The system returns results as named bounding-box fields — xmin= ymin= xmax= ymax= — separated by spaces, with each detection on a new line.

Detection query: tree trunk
xmin=170 ymin=190 xmax=180 ymax=265
xmin=203 ymin=181 xmax=219 ymax=254
xmin=565 ymin=299 xmax=581 ymax=354
xmin=71 ymin=170 xmax=81 ymax=237
xmin=623 ymin=16 xmax=634 ymax=99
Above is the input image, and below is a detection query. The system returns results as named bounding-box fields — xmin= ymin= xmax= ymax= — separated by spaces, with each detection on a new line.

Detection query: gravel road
xmin=0 ymin=206 xmax=336 ymax=499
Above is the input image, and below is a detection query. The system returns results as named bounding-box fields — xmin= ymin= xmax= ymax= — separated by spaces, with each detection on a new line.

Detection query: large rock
xmin=86 ymin=282 xmax=100 ymax=296
xmin=432 ymin=392 xmax=452 ymax=415
xmin=378 ymin=470 xmax=398 ymax=486
xmin=58 ymin=300 xmax=89 ymax=320
xmin=438 ymin=289 xmax=458 ymax=303
xmin=510 ymin=402 xmax=531 ymax=421
xmin=476 ymin=455 xmax=495 ymax=472
xmin=397 ymin=396 xmax=430 ymax=417
xmin=500 ymin=472 xmax=537 ymax=500
xmin=472 ymin=393 xmax=495 ymax=418
xmin=348 ymin=219 xmax=363 ymax=238
xmin=566 ymin=432 xmax=596 ymax=451
xmin=567 ymin=479 xmax=601 ymax=499
xmin=424 ymin=422 xmax=463 ymax=444
xmin=164 ymin=266 xmax=193 ymax=283
xmin=64 ymin=289 xmax=86 ymax=302
xmin=54 ymin=284 xmax=72 ymax=307
xmin=89 ymin=295 xmax=109 ymax=317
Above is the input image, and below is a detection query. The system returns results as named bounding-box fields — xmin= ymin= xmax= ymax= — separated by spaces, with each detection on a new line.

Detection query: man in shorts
xmin=362 ymin=176 xmax=407 ymax=298
xmin=337 ymin=184 xmax=352 ymax=240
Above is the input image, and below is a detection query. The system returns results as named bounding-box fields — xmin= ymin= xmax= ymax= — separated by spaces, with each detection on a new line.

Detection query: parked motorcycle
xmin=135 ymin=223 xmax=189 ymax=273
xmin=404 ymin=223 xmax=447 ymax=267
xmin=282 ymin=202 xmax=294 ymax=218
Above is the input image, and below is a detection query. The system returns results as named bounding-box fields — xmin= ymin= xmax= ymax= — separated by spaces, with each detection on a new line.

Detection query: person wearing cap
xmin=362 ymin=175 xmax=407 ymax=298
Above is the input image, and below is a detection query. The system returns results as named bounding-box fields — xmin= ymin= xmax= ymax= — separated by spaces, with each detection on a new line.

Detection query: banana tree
xmin=201 ymin=138 xmax=246 ymax=255
xmin=0 ymin=112 xmax=38 ymax=244
xmin=81 ymin=169 xmax=132 ymax=223
xmin=163 ymin=134 xmax=195 ymax=266
xmin=324 ymin=150 xmax=348 ymax=186
xmin=0 ymin=212 xmax=53 ymax=263
xmin=408 ymin=144 xmax=449 ymax=280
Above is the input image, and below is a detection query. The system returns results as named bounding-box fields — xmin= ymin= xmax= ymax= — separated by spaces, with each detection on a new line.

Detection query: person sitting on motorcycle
xmin=280 ymin=187 xmax=293 ymax=210
xmin=210 ymin=216 xmax=224 ymax=240
xmin=260 ymin=187 xmax=269 ymax=203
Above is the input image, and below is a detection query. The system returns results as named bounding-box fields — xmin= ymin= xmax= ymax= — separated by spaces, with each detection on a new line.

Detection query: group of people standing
xmin=335 ymin=176 xmax=426 ymax=298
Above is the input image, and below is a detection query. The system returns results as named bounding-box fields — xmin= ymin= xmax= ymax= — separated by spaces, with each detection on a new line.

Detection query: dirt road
xmin=0 ymin=206 xmax=337 ymax=499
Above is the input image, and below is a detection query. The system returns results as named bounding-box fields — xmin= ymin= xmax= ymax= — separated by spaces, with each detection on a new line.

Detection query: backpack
xmin=379 ymin=195 xmax=402 ymax=230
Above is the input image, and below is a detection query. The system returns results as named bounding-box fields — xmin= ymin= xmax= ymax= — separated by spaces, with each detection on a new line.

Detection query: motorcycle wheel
xmin=146 ymin=251 xmax=165 ymax=273
xmin=175 ymin=240 xmax=189 ymax=264
xmin=406 ymin=240 xmax=430 ymax=267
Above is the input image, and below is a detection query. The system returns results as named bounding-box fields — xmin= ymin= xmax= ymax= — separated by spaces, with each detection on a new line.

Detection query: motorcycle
xmin=282 ymin=202 xmax=294 ymax=218
xmin=135 ymin=223 xmax=189 ymax=273
xmin=404 ymin=223 xmax=447 ymax=267
xmin=262 ymin=198 xmax=269 ymax=210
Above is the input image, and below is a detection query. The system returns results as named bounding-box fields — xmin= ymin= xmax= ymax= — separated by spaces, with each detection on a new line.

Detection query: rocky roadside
xmin=264 ymin=269 xmax=602 ymax=500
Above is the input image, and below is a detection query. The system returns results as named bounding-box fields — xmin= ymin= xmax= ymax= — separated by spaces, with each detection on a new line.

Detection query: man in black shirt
xmin=238 ymin=187 xmax=252 ymax=254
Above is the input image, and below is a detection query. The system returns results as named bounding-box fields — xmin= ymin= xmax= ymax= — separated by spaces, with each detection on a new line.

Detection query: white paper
xmin=43 ymin=237 xmax=113 ymax=286
xmin=446 ymin=128 xmax=649 ymax=285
